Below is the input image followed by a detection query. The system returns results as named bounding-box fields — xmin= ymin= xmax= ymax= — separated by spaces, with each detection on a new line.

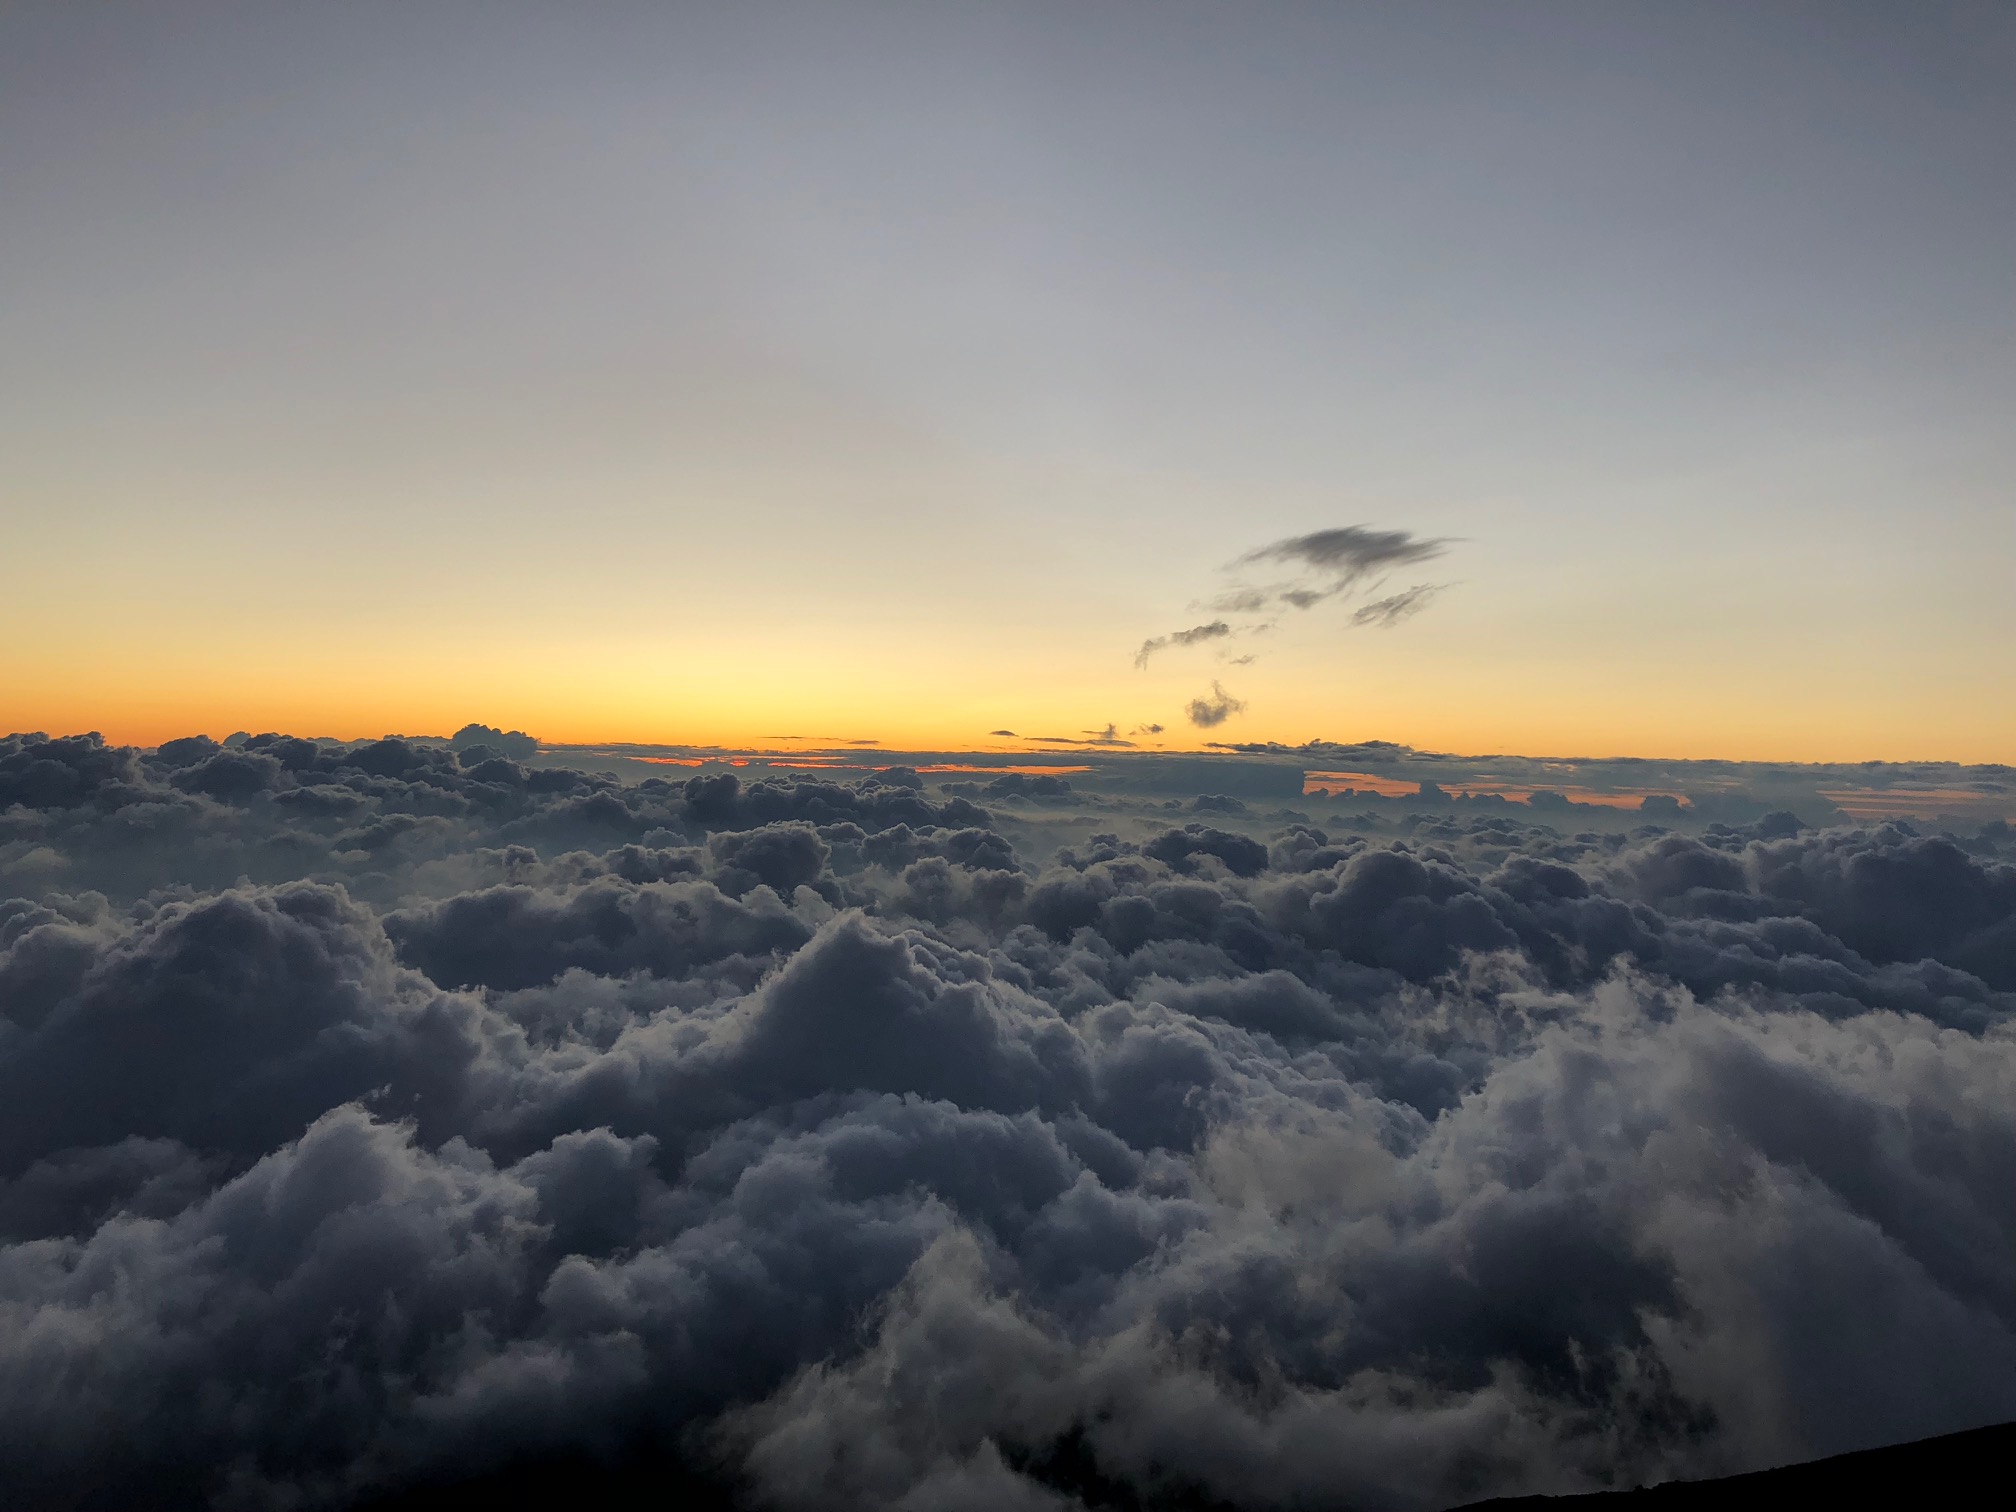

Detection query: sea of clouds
xmin=3 ymin=729 xmax=2014 ymax=1510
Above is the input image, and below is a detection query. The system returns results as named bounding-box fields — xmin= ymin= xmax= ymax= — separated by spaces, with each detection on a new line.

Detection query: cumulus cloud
xmin=1 ymin=726 xmax=2014 ymax=1509
xmin=452 ymin=723 xmax=539 ymax=760
xmin=1186 ymin=682 xmax=1248 ymax=728
xmin=1134 ymin=621 xmax=1232 ymax=670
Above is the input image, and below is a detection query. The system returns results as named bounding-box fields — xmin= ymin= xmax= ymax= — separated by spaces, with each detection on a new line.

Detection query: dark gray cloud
xmin=1142 ymin=527 xmax=1453 ymax=722
xmin=1239 ymin=525 xmax=1451 ymax=586
xmin=1187 ymin=681 xmax=1248 ymax=728
xmin=1134 ymin=621 xmax=1232 ymax=670
xmin=2 ymin=727 xmax=2014 ymax=1509
xmin=1199 ymin=526 xmax=1453 ymax=628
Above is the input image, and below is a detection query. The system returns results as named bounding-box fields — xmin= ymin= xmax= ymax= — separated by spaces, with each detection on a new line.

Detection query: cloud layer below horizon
xmin=2 ymin=729 xmax=2015 ymax=1509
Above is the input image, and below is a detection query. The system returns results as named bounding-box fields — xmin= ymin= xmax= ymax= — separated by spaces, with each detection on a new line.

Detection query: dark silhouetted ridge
xmin=1460 ymin=1420 xmax=2016 ymax=1511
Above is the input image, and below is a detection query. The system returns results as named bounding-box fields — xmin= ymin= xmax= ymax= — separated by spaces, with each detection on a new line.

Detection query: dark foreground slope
xmin=355 ymin=1419 xmax=2016 ymax=1512
xmin=1465 ymin=1419 xmax=2016 ymax=1511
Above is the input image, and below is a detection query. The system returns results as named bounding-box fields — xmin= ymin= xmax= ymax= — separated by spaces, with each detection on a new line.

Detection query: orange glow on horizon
xmin=4 ymin=643 xmax=2011 ymax=771
xmin=8 ymin=699 xmax=2012 ymax=771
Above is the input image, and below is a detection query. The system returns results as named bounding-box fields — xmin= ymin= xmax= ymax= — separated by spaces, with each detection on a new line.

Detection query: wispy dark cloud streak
xmin=1241 ymin=525 xmax=1451 ymax=581
xmin=1134 ymin=526 xmax=1455 ymax=723
xmin=1222 ymin=525 xmax=1453 ymax=618
xmin=1134 ymin=621 xmax=1232 ymax=669
xmin=1350 ymin=582 xmax=1444 ymax=628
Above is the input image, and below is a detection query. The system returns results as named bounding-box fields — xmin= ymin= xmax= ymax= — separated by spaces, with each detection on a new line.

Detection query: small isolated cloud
xmin=1134 ymin=621 xmax=1232 ymax=670
xmin=1223 ymin=653 xmax=1257 ymax=666
xmin=1186 ymin=682 xmax=1246 ymax=728
xmin=1131 ymin=723 xmax=1166 ymax=736
xmin=1350 ymin=583 xmax=1444 ymax=628
xmin=988 ymin=729 xmax=1017 ymax=738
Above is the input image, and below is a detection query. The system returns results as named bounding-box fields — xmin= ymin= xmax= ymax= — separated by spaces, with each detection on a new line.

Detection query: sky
xmin=3 ymin=1 xmax=2013 ymax=760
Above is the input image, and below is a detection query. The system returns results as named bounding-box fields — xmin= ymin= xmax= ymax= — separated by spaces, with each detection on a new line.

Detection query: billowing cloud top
xmin=1 ymin=727 xmax=2014 ymax=1510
